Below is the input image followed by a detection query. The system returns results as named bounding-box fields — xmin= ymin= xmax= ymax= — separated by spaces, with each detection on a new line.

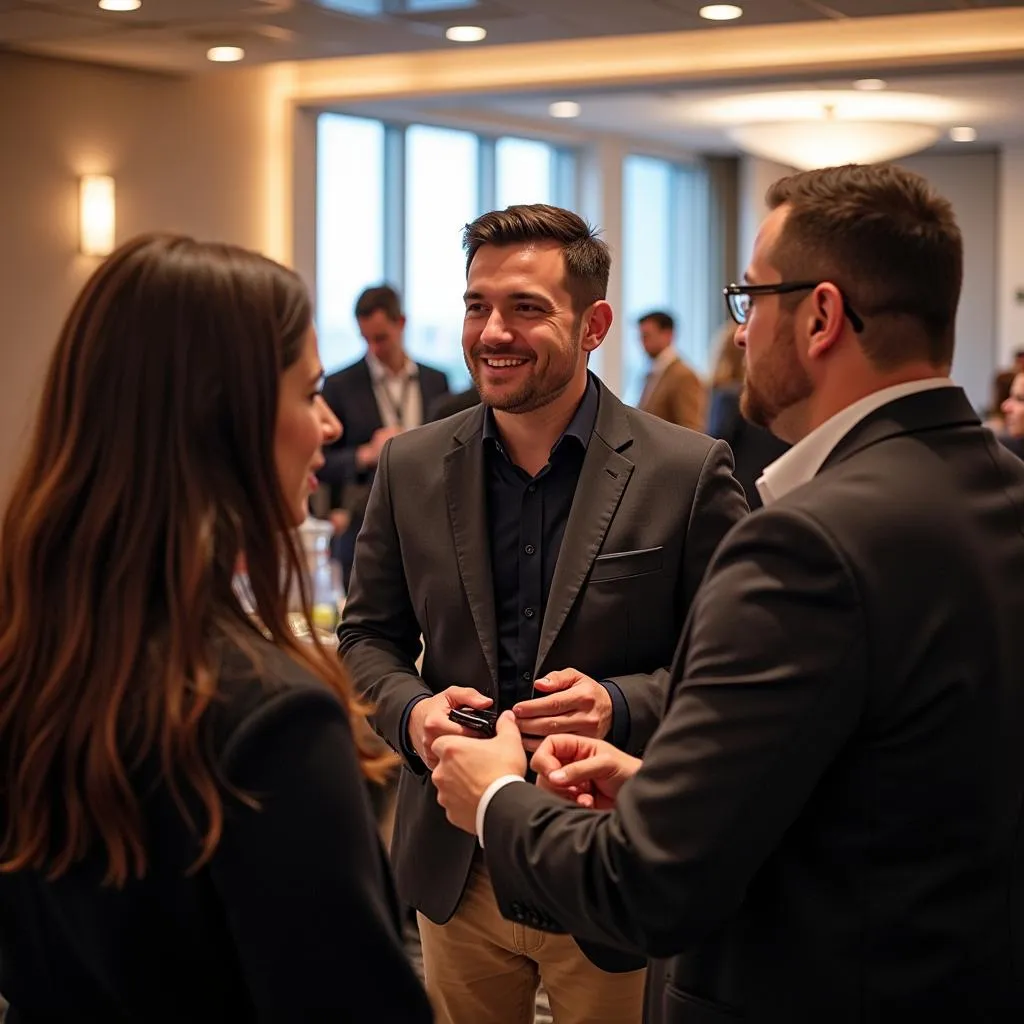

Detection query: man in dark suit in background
xmin=432 ymin=165 xmax=1024 ymax=1022
xmin=339 ymin=204 xmax=747 ymax=1024
xmin=317 ymin=284 xmax=449 ymax=585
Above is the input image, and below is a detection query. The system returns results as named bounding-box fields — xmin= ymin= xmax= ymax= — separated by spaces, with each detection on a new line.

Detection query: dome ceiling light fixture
xmin=728 ymin=105 xmax=942 ymax=170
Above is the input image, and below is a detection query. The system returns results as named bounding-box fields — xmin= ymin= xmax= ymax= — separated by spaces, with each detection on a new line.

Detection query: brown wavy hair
xmin=0 ymin=234 xmax=392 ymax=887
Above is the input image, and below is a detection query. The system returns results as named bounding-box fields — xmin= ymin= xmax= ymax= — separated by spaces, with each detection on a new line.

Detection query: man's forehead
xmin=468 ymin=241 xmax=568 ymax=294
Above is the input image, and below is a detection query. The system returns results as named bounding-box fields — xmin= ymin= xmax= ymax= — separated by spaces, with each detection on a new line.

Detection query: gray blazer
xmin=481 ymin=387 xmax=1024 ymax=1022
xmin=338 ymin=379 xmax=747 ymax=954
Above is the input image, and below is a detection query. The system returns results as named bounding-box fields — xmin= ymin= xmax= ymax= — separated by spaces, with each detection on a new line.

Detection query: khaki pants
xmin=418 ymin=857 xmax=645 ymax=1024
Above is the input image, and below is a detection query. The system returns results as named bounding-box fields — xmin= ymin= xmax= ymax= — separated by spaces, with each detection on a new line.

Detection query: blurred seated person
xmin=427 ymin=384 xmax=480 ymax=422
xmin=636 ymin=311 xmax=705 ymax=430
xmin=999 ymin=370 xmax=1024 ymax=459
xmin=0 ymin=235 xmax=432 ymax=1023
xmin=706 ymin=322 xmax=790 ymax=509
xmin=318 ymin=284 xmax=449 ymax=588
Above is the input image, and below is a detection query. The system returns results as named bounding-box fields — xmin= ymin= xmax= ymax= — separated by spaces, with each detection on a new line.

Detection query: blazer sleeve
xmin=209 ymin=686 xmax=432 ymax=1022
xmin=671 ymin=366 xmax=707 ymax=432
xmin=482 ymin=506 xmax=865 ymax=957
xmin=603 ymin=439 xmax=748 ymax=754
xmin=337 ymin=439 xmax=432 ymax=769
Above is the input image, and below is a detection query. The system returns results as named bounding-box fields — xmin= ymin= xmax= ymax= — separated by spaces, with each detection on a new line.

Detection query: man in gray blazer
xmin=339 ymin=204 xmax=747 ymax=1024
xmin=432 ymin=166 xmax=1024 ymax=1022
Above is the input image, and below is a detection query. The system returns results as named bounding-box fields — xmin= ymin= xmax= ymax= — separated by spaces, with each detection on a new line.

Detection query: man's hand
xmin=513 ymin=668 xmax=613 ymax=752
xmin=407 ymin=686 xmax=493 ymax=770
xmin=531 ymin=734 xmax=642 ymax=810
xmin=432 ymin=711 xmax=526 ymax=834
xmin=356 ymin=426 xmax=403 ymax=471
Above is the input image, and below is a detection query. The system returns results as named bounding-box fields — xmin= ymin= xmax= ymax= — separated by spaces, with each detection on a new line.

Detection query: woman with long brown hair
xmin=0 ymin=235 xmax=432 ymax=1021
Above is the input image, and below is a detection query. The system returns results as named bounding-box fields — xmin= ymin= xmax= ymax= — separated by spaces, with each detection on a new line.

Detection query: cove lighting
xmin=98 ymin=0 xmax=142 ymax=10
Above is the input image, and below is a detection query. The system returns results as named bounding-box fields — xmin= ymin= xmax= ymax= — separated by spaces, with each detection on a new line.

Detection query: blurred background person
xmin=318 ymin=284 xmax=449 ymax=588
xmin=983 ymin=368 xmax=1015 ymax=433
xmin=999 ymin=368 xmax=1024 ymax=458
xmin=635 ymin=311 xmax=705 ymax=430
xmin=705 ymin=323 xmax=789 ymax=509
xmin=0 ymin=235 xmax=432 ymax=1023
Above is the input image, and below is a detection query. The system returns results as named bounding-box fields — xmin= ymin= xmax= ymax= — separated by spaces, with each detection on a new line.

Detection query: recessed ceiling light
xmin=206 ymin=46 xmax=245 ymax=63
xmin=445 ymin=25 xmax=486 ymax=42
xmin=853 ymin=78 xmax=887 ymax=91
xmin=548 ymin=101 xmax=581 ymax=119
xmin=98 ymin=0 xmax=141 ymax=10
xmin=698 ymin=4 xmax=743 ymax=21
xmin=949 ymin=126 xmax=977 ymax=143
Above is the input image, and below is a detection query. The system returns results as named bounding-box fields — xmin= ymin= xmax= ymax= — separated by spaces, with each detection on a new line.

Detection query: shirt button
xmin=527 ymin=484 xmax=537 ymax=494
xmin=522 ymin=671 xmax=532 ymax=682
xmin=524 ymin=544 xmax=536 ymax=555
xmin=524 ymin=607 xmax=535 ymax=619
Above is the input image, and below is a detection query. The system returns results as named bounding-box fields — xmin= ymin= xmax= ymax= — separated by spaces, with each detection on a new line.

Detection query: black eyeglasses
xmin=723 ymin=282 xmax=864 ymax=333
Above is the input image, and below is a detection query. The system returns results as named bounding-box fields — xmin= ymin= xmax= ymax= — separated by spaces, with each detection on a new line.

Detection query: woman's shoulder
xmin=207 ymin=633 xmax=345 ymax=767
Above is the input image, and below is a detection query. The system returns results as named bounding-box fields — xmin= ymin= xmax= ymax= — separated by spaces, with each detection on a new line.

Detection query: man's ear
xmin=581 ymin=301 xmax=614 ymax=352
xmin=806 ymin=284 xmax=845 ymax=360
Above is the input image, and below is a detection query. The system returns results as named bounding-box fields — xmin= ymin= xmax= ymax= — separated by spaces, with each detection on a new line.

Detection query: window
xmin=621 ymin=154 xmax=713 ymax=406
xmin=316 ymin=114 xmax=385 ymax=372
xmin=404 ymin=125 xmax=481 ymax=389
xmin=317 ymin=116 xmax=576 ymax=391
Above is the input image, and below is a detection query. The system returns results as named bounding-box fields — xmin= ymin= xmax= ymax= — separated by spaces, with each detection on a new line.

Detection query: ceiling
xmin=361 ymin=67 xmax=1024 ymax=153
xmin=2 ymin=0 xmax=1023 ymax=74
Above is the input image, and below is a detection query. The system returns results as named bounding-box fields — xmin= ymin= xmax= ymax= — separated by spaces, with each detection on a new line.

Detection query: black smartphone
xmin=448 ymin=705 xmax=498 ymax=737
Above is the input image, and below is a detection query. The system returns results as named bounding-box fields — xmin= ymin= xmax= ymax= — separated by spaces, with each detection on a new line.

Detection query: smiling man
xmin=338 ymin=204 xmax=747 ymax=1024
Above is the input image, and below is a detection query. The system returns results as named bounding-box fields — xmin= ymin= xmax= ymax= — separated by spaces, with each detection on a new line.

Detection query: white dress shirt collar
xmin=366 ymin=350 xmax=417 ymax=382
xmin=756 ymin=377 xmax=955 ymax=507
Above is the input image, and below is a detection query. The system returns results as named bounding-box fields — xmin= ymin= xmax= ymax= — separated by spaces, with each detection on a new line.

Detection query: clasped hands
xmin=416 ymin=669 xmax=642 ymax=834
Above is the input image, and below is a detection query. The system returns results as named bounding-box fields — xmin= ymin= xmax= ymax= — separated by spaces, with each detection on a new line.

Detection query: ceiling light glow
xmin=949 ymin=126 xmax=977 ymax=142
xmin=445 ymin=25 xmax=487 ymax=42
xmin=98 ymin=0 xmax=141 ymax=9
xmin=853 ymin=78 xmax=887 ymax=91
xmin=549 ymin=101 xmax=581 ymax=119
xmin=699 ymin=5 xmax=743 ymax=21
xmin=206 ymin=46 xmax=245 ymax=62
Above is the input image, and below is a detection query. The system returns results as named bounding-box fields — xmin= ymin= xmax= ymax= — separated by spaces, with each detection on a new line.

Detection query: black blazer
xmin=338 ymin=379 xmax=748 ymax=967
xmin=481 ymin=387 xmax=1024 ymax=1022
xmin=318 ymin=356 xmax=450 ymax=508
xmin=705 ymin=384 xmax=790 ymax=509
xmin=0 ymin=637 xmax=432 ymax=1023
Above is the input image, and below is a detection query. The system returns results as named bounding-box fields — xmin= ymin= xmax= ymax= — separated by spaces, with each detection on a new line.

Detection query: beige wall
xmin=0 ymin=53 xmax=286 ymax=501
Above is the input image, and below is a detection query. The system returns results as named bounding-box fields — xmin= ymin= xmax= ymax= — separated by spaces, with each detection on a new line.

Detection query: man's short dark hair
xmin=765 ymin=163 xmax=962 ymax=370
xmin=462 ymin=204 xmax=610 ymax=314
xmin=354 ymin=284 xmax=403 ymax=322
xmin=639 ymin=311 xmax=675 ymax=332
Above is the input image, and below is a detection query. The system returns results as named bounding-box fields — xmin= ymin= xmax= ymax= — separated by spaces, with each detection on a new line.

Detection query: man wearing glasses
xmin=430 ymin=163 xmax=1024 ymax=1022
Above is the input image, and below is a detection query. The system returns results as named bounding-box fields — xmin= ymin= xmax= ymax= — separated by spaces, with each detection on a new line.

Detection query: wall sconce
xmin=79 ymin=175 xmax=116 ymax=257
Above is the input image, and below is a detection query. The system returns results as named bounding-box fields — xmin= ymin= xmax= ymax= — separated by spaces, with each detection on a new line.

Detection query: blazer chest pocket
xmin=590 ymin=545 xmax=663 ymax=582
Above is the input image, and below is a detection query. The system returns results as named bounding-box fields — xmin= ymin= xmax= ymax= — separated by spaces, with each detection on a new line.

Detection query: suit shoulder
xmin=623 ymin=405 xmax=718 ymax=462
xmin=324 ymin=360 xmax=368 ymax=387
xmin=208 ymin=635 xmax=345 ymax=766
xmin=389 ymin=405 xmax=480 ymax=459
xmin=416 ymin=362 xmax=449 ymax=384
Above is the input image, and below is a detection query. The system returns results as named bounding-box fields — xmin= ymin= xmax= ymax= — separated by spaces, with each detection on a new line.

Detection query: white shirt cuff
xmin=476 ymin=775 xmax=527 ymax=848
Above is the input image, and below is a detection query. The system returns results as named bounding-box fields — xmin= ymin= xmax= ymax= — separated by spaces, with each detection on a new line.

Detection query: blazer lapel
xmin=443 ymin=408 xmax=499 ymax=696
xmin=535 ymin=385 xmax=634 ymax=672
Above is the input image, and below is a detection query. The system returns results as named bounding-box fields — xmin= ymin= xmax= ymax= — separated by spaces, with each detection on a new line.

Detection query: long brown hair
xmin=0 ymin=234 xmax=391 ymax=887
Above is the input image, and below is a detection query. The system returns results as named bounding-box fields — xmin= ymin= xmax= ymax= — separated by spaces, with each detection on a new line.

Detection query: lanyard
xmin=377 ymin=373 xmax=414 ymax=428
